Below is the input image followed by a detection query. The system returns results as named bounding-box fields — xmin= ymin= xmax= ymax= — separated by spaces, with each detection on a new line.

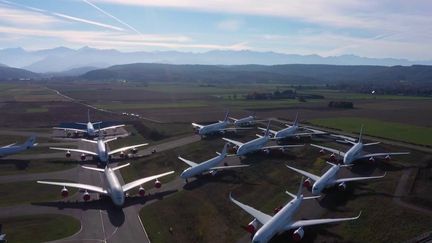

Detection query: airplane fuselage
xmin=0 ymin=144 xmax=28 ymax=157
xmin=180 ymin=155 xmax=224 ymax=179
xmin=103 ymin=167 xmax=125 ymax=206
xmin=253 ymin=197 xmax=302 ymax=243
xmin=97 ymin=139 xmax=109 ymax=163
xmin=274 ymin=125 xmax=298 ymax=140
xmin=198 ymin=121 xmax=228 ymax=135
xmin=343 ymin=143 xmax=363 ymax=164
xmin=237 ymin=136 xmax=269 ymax=156
xmin=311 ymin=166 xmax=340 ymax=195
xmin=87 ymin=122 xmax=96 ymax=136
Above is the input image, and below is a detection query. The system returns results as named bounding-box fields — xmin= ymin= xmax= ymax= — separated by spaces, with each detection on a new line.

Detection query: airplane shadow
xmin=269 ymin=225 xmax=343 ymax=242
xmin=0 ymin=159 xmax=30 ymax=170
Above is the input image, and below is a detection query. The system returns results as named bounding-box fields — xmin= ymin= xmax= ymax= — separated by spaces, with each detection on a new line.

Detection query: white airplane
xmin=179 ymin=143 xmax=249 ymax=182
xmin=230 ymin=178 xmax=361 ymax=242
xmin=230 ymin=113 xmax=261 ymax=127
xmin=222 ymin=122 xmax=304 ymax=156
xmin=258 ymin=114 xmax=325 ymax=140
xmin=286 ymin=162 xmax=386 ymax=195
xmin=192 ymin=111 xmax=248 ymax=137
xmin=311 ymin=127 xmax=409 ymax=165
xmin=0 ymin=136 xmax=37 ymax=157
xmin=54 ymin=110 xmax=124 ymax=137
xmin=50 ymin=137 xmax=148 ymax=164
xmin=37 ymin=164 xmax=174 ymax=207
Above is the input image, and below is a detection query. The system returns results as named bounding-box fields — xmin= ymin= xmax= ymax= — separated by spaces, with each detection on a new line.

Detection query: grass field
xmin=1 ymin=214 xmax=80 ymax=243
xmin=309 ymin=117 xmax=432 ymax=146
xmin=0 ymin=158 xmax=76 ymax=176
xmin=0 ymin=180 xmax=77 ymax=206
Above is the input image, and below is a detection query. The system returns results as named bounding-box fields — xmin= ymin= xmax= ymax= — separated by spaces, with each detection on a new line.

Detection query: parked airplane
xmin=179 ymin=143 xmax=249 ymax=182
xmin=50 ymin=137 xmax=148 ymax=164
xmin=286 ymin=162 xmax=386 ymax=195
xmin=230 ymin=178 xmax=361 ymax=242
xmin=258 ymin=114 xmax=325 ymax=140
xmin=37 ymin=164 xmax=174 ymax=207
xmin=223 ymin=122 xmax=304 ymax=156
xmin=230 ymin=113 xmax=262 ymax=127
xmin=192 ymin=111 xmax=248 ymax=137
xmin=311 ymin=127 xmax=409 ymax=165
xmin=53 ymin=110 xmax=124 ymax=137
xmin=0 ymin=136 xmax=37 ymax=157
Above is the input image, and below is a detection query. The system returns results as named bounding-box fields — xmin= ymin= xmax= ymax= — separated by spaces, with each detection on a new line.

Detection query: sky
xmin=0 ymin=0 xmax=431 ymax=60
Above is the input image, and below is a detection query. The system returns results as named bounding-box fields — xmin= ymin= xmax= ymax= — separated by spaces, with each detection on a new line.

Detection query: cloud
xmin=0 ymin=5 xmax=59 ymax=26
xmin=216 ymin=19 xmax=243 ymax=31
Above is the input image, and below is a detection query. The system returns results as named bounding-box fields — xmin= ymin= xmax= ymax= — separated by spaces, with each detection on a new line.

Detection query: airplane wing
xmin=310 ymin=144 xmax=345 ymax=157
xmin=220 ymin=127 xmax=251 ymax=132
xmin=287 ymin=212 xmax=361 ymax=229
xmin=210 ymin=164 xmax=250 ymax=170
xmin=178 ymin=156 xmax=198 ymax=167
xmin=49 ymin=147 xmax=98 ymax=156
xmin=191 ymin=123 xmax=204 ymax=129
xmin=359 ymin=152 xmax=410 ymax=159
xmin=108 ymin=143 xmax=148 ymax=155
xmin=37 ymin=181 xmax=107 ymax=194
xmin=363 ymin=142 xmax=380 ymax=146
xmin=303 ymin=127 xmax=327 ymax=135
xmin=99 ymin=124 xmax=125 ymax=131
xmin=330 ymin=134 xmax=356 ymax=142
xmin=53 ymin=127 xmax=87 ymax=133
xmin=222 ymin=137 xmax=244 ymax=147
xmin=334 ymin=173 xmax=386 ymax=184
xmin=81 ymin=138 xmax=97 ymax=144
xmin=261 ymin=144 xmax=304 ymax=150
xmin=258 ymin=127 xmax=277 ymax=135
xmin=229 ymin=117 xmax=238 ymax=121
xmin=229 ymin=193 xmax=272 ymax=225
xmin=286 ymin=165 xmax=321 ymax=181
xmin=1 ymin=142 xmax=16 ymax=148
xmin=122 ymin=171 xmax=175 ymax=192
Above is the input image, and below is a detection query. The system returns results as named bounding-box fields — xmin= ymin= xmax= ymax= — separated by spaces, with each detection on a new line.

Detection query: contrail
xmin=0 ymin=0 xmax=124 ymax=31
xmin=82 ymin=0 xmax=143 ymax=35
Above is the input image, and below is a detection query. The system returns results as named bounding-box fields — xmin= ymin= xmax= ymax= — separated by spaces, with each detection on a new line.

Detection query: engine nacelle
xmin=131 ymin=148 xmax=138 ymax=154
xmin=319 ymin=149 xmax=325 ymax=155
xmin=80 ymin=153 xmax=86 ymax=161
xmin=154 ymin=179 xmax=162 ymax=189
xmin=263 ymin=149 xmax=270 ymax=155
xmin=293 ymin=227 xmax=304 ymax=241
xmin=61 ymin=187 xmax=69 ymax=198
xmin=303 ymin=178 xmax=313 ymax=189
xmin=119 ymin=151 xmax=125 ymax=158
xmin=245 ymin=218 xmax=259 ymax=234
xmin=338 ymin=182 xmax=347 ymax=190
xmin=138 ymin=186 xmax=145 ymax=197
xmin=83 ymin=191 xmax=90 ymax=201
xmin=369 ymin=156 xmax=375 ymax=162
xmin=385 ymin=155 xmax=391 ymax=161
xmin=210 ymin=170 xmax=218 ymax=176
xmin=65 ymin=151 xmax=71 ymax=158
xmin=329 ymin=153 xmax=336 ymax=161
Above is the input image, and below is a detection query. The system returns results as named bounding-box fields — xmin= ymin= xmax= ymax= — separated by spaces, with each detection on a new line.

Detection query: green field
xmin=309 ymin=117 xmax=432 ymax=146
xmin=0 ymin=159 xmax=76 ymax=176
xmin=1 ymin=214 xmax=80 ymax=243
xmin=0 ymin=180 xmax=77 ymax=206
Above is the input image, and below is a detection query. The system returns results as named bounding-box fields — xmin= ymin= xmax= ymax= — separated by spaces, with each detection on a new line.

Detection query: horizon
xmin=0 ymin=0 xmax=431 ymax=60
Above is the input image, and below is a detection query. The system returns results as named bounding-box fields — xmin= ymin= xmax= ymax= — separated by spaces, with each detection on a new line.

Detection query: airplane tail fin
xmin=87 ymin=109 xmax=91 ymax=123
xmin=294 ymin=112 xmax=299 ymax=126
xmin=264 ymin=120 xmax=271 ymax=137
xmin=358 ymin=125 xmax=364 ymax=143
xmin=24 ymin=135 xmax=37 ymax=147
xmin=296 ymin=176 xmax=304 ymax=197
xmin=221 ymin=143 xmax=228 ymax=156
xmin=224 ymin=110 xmax=229 ymax=122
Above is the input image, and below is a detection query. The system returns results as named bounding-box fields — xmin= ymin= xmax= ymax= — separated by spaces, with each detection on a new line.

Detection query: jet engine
xmin=154 ymin=179 xmax=162 ymax=188
xmin=119 ymin=151 xmax=125 ymax=158
xmin=65 ymin=151 xmax=71 ymax=158
xmin=131 ymin=148 xmax=138 ymax=154
xmin=61 ymin=187 xmax=69 ymax=198
xmin=138 ymin=186 xmax=145 ymax=197
xmin=385 ymin=155 xmax=391 ymax=161
xmin=319 ymin=149 xmax=325 ymax=155
xmin=338 ymin=182 xmax=347 ymax=190
xmin=369 ymin=157 xmax=375 ymax=162
xmin=80 ymin=153 xmax=86 ymax=161
xmin=292 ymin=227 xmax=304 ymax=241
xmin=82 ymin=190 xmax=90 ymax=201
xmin=303 ymin=178 xmax=313 ymax=189
xmin=245 ymin=218 xmax=259 ymax=234
xmin=329 ymin=153 xmax=336 ymax=161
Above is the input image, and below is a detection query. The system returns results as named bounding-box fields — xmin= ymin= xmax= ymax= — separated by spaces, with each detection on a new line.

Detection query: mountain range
xmin=1 ymin=46 xmax=432 ymax=73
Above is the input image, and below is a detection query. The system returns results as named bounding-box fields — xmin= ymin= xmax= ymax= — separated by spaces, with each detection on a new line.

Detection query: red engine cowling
xmin=138 ymin=186 xmax=145 ymax=197
xmin=83 ymin=191 xmax=90 ymax=201
xmin=245 ymin=218 xmax=259 ymax=234
xmin=65 ymin=151 xmax=71 ymax=158
xmin=329 ymin=153 xmax=336 ymax=161
xmin=303 ymin=178 xmax=313 ymax=189
xmin=61 ymin=187 xmax=69 ymax=198
xmin=80 ymin=154 xmax=86 ymax=161
xmin=154 ymin=179 xmax=162 ymax=189
xmin=292 ymin=227 xmax=304 ymax=241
